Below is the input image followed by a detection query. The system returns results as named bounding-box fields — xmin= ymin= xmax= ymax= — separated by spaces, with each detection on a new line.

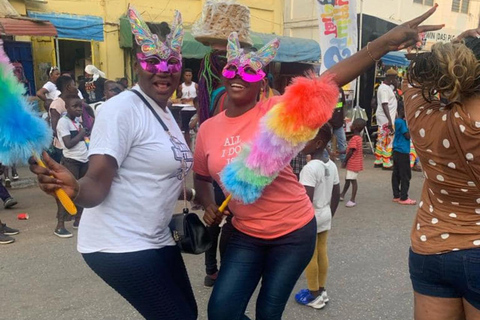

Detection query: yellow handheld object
xmin=218 ymin=194 xmax=232 ymax=213
xmin=35 ymin=155 xmax=77 ymax=215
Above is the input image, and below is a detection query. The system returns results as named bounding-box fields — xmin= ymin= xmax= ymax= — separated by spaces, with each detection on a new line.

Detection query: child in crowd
xmin=55 ymin=97 xmax=90 ymax=238
xmin=340 ymin=118 xmax=366 ymax=207
xmin=392 ymin=105 xmax=416 ymax=205
xmin=295 ymin=124 xmax=340 ymax=309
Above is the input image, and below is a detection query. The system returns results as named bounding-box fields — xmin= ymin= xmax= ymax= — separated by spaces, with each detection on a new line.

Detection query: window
xmin=452 ymin=0 xmax=469 ymax=14
xmin=413 ymin=0 xmax=434 ymax=5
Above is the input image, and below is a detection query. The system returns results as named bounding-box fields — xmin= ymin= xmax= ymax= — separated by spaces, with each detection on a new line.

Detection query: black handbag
xmin=132 ymin=89 xmax=212 ymax=254
xmin=169 ymin=208 xmax=212 ymax=254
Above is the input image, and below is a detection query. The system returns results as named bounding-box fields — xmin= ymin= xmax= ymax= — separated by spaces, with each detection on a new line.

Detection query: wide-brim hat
xmin=192 ymin=1 xmax=253 ymax=48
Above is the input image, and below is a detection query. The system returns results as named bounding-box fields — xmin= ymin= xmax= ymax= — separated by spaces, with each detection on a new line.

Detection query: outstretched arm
xmin=322 ymin=5 xmax=443 ymax=87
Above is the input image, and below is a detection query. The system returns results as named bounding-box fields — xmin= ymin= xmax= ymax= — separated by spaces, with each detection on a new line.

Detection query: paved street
xmin=1 ymin=156 xmax=423 ymax=320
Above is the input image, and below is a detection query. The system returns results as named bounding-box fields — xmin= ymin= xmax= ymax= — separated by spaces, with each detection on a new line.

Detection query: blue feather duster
xmin=0 ymin=40 xmax=52 ymax=165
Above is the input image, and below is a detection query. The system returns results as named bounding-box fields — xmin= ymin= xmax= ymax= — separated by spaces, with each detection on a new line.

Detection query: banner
xmin=316 ymin=0 xmax=357 ymax=90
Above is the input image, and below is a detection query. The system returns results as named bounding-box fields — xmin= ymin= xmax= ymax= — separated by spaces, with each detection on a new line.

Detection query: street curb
xmin=8 ymin=178 xmax=38 ymax=190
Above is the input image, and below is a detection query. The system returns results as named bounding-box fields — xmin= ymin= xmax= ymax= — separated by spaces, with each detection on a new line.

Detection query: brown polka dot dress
xmin=403 ymin=80 xmax=480 ymax=255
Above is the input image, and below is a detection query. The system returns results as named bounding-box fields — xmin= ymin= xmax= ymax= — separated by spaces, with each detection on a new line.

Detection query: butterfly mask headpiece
xmin=222 ymin=32 xmax=279 ymax=83
xmin=128 ymin=5 xmax=184 ymax=74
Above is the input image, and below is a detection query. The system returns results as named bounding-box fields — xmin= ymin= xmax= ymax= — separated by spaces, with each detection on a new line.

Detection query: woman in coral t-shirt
xmin=194 ymin=9 xmax=441 ymax=318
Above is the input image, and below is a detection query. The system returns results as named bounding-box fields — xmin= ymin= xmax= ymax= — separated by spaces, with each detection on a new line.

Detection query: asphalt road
xmin=0 ymin=156 xmax=423 ymax=320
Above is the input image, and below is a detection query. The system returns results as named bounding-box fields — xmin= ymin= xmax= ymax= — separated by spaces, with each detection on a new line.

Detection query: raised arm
xmin=322 ymin=5 xmax=443 ymax=87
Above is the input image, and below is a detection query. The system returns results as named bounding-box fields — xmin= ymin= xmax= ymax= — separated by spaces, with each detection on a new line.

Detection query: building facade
xmin=285 ymin=0 xmax=480 ymax=47
xmin=3 ymin=0 xmax=284 ymax=94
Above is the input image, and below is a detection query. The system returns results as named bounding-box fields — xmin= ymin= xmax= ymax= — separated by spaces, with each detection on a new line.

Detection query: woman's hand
xmin=453 ymin=28 xmax=480 ymax=43
xmin=29 ymin=151 xmax=79 ymax=199
xmin=203 ymin=203 xmax=230 ymax=226
xmin=382 ymin=5 xmax=444 ymax=51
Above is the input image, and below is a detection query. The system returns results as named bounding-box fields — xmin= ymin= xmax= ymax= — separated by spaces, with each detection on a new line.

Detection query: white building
xmin=284 ymin=0 xmax=480 ymax=48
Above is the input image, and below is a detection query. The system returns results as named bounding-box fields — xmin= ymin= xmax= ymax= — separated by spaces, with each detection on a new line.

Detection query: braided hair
xmin=198 ymin=50 xmax=227 ymax=124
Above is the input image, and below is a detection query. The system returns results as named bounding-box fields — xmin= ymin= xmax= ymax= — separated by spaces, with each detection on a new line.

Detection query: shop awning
xmin=251 ymin=33 xmax=320 ymax=63
xmin=381 ymin=51 xmax=410 ymax=67
xmin=119 ymin=16 xmax=320 ymax=62
xmin=28 ymin=11 xmax=104 ymax=41
xmin=0 ymin=17 xmax=57 ymax=37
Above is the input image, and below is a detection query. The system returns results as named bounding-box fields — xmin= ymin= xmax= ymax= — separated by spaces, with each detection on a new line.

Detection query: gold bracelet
xmin=367 ymin=42 xmax=380 ymax=63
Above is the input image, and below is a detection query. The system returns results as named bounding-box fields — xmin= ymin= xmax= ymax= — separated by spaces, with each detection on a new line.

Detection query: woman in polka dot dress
xmin=404 ymin=29 xmax=480 ymax=319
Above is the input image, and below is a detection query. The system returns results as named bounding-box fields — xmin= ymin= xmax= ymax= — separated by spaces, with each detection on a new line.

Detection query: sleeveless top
xmin=181 ymin=82 xmax=197 ymax=99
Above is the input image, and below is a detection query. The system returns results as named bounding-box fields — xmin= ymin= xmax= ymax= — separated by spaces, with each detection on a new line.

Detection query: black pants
xmin=58 ymin=157 xmax=88 ymax=222
xmin=392 ymin=151 xmax=411 ymax=201
xmin=83 ymin=246 xmax=197 ymax=320
xmin=205 ymin=181 xmax=234 ymax=275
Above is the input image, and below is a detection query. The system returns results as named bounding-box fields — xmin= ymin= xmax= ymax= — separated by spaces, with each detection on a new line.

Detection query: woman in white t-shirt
xmin=36 ymin=66 xmax=60 ymax=110
xmin=29 ymin=7 xmax=197 ymax=320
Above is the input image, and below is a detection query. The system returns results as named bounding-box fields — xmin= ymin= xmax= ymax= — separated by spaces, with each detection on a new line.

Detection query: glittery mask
xmin=222 ymin=32 xmax=279 ymax=83
xmin=128 ymin=5 xmax=184 ymax=73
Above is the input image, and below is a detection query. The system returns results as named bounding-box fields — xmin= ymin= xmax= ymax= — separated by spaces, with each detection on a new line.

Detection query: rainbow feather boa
xmin=220 ymin=73 xmax=339 ymax=204
xmin=0 ymin=40 xmax=52 ymax=165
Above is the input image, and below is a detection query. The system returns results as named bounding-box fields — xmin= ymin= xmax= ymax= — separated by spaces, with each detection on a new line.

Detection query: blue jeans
xmin=83 ymin=246 xmax=197 ymax=320
xmin=409 ymin=247 xmax=480 ymax=309
xmin=208 ymin=218 xmax=316 ymax=320
xmin=324 ymin=127 xmax=347 ymax=161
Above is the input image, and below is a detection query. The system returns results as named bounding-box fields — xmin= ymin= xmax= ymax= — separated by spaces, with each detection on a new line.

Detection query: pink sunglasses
xmin=222 ymin=64 xmax=266 ymax=83
xmin=136 ymin=53 xmax=182 ymax=74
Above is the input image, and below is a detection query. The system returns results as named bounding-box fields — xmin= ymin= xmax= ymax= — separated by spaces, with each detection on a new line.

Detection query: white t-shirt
xmin=42 ymin=81 xmax=84 ymax=100
xmin=56 ymin=116 xmax=89 ymax=163
xmin=42 ymin=81 xmax=60 ymax=100
xmin=300 ymin=159 xmax=340 ymax=233
xmin=77 ymin=85 xmax=193 ymax=253
xmin=376 ymin=83 xmax=398 ymax=126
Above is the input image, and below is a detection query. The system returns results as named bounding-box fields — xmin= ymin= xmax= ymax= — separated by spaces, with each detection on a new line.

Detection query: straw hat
xmin=192 ymin=0 xmax=253 ymax=47
xmin=386 ymin=68 xmax=398 ymax=76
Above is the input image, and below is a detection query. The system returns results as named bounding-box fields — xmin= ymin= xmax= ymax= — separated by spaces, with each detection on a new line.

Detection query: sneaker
xmin=345 ymin=200 xmax=356 ymax=208
xmin=0 ymin=223 xmax=19 ymax=236
xmin=399 ymin=198 xmax=417 ymax=205
xmin=4 ymin=197 xmax=17 ymax=209
xmin=392 ymin=198 xmax=400 ymax=202
xmin=54 ymin=228 xmax=73 ymax=238
xmin=374 ymin=163 xmax=383 ymax=168
xmin=4 ymin=178 xmax=11 ymax=188
xmin=204 ymin=272 xmax=218 ymax=287
xmin=307 ymin=295 xmax=326 ymax=309
xmin=73 ymin=219 xmax=80 ymax=230
xmin=0 ymin=233 xmax=15 ymax=244
xmin=320 ymin=290 xmax=329 ymax=303
xmin=12 ymin=174 xmax=19 ymax=181
xmin=339 ymin=196 xmax=344 ymax=202
xmin=295 ymin=289 xmax=316 ymax=305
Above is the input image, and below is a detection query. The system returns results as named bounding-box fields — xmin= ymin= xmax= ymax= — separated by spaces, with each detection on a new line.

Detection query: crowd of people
xmin=0 ymin=1 xmax=477 ymax=320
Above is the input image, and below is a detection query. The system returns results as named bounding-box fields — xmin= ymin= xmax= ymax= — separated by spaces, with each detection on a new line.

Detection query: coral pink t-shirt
xmin=194 ymin=98 xmax=314 ymax=239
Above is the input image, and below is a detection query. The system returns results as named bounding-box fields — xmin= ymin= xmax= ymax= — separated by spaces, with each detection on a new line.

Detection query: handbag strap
xmin=131 ymin=89 xmax=189 ymax=211
xmin=446 ymin=107 xmax=480 ymax=189
xmin=131 ymin=89 xmax=170 ymax=134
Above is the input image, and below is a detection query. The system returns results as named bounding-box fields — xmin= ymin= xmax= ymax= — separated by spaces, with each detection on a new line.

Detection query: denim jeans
xmin=409 ymin=247 xmax=480 ymax=309
xmin=324 ymin=126 xmax=347 ymax=161
xmin=208 ymin=218 xmax=316 ymax=320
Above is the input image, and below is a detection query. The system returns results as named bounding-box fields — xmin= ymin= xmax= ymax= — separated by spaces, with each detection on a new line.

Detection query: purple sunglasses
xmin=136 ymin=53 xmax=182 ymax=74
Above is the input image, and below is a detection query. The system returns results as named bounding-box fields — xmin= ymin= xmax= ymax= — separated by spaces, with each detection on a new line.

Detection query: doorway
xmin=58 ymin=39 xmax=91 ymax=83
